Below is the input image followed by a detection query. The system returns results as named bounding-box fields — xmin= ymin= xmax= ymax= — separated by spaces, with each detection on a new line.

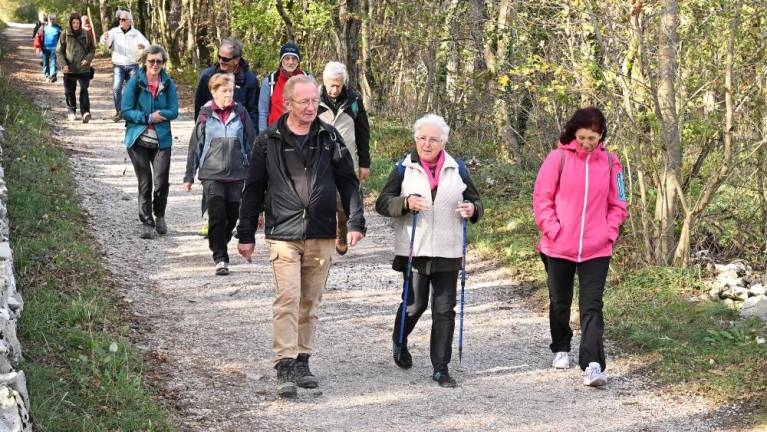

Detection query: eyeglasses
xmin=146 ymin=59 xmax=164 ymax=65
xmin=291 ymin=98 xmax=320 ymax=107
xmin=119 ymin=18 xmax=129 ymax=21
xmin=415 ymin=136 xmax=442 ymax=145
xmin=218 ymin=54 xmax=238 ymax=63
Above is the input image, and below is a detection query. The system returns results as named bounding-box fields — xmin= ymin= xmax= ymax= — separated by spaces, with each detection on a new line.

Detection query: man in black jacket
xmin=237 ymin=75 xmax=366 ymax=399
xmin=194 ymin=38 xmax=259 ymax=129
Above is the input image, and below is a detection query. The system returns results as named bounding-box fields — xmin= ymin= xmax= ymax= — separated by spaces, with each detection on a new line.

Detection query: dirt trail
xmin=2 ymin=22 xmax=731 ymax=431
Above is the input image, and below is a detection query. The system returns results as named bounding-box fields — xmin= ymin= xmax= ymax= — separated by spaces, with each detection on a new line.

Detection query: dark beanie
xmin=279 ymin=42 xmax=301 ymax=62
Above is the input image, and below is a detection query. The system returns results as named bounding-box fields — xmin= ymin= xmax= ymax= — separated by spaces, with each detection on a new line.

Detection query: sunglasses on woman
xmin=147 ymin=59 xmax=164 ymax=65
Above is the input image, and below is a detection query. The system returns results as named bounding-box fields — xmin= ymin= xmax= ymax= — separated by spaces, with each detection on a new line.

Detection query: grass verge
xmin=367 ymin=128 xmax=767 ymax=425
xmin=0 ymin=53 xmax=173 ymax=430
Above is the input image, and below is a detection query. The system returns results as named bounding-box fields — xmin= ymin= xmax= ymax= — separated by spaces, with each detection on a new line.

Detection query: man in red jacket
xmin=257 ymin=42 xmax=310 ymax=132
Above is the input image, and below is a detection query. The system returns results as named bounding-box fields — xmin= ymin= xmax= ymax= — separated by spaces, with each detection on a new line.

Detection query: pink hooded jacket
xmin=533 ymin=140 xmax=628 ymax=263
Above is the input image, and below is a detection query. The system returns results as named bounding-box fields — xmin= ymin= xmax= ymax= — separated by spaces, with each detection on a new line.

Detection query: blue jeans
xmin=113 ymin=64 xmax=139 ymax=112
xmin=42 ymin=48 xmax=57 ymax=78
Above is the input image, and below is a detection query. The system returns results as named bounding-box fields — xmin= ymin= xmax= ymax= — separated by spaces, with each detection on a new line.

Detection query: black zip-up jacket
xmin=237 ymin=114 xmax=366 ymax=243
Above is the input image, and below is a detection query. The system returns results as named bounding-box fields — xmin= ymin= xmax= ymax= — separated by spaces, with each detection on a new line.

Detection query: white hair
xmin=323 ymin=61 xmax=348 ymax=84
xmin=119 ymin=10 xmax=133 ymax=22
xmin=413 ymin=114 xmax=450 ymax=144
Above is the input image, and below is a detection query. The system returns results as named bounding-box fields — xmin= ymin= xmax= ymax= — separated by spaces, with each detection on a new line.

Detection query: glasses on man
xmin=218 ymin=55 xmax=238 ymax=63
xmin=146 ymin=59 xmax=164 ymax=65
xmin=291 ymin=98 xmax=320 ymax=107
xmin=415 ymin=136 xmax=442 ymax=145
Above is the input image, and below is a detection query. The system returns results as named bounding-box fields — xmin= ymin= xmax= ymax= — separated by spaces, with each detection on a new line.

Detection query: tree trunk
xmin=655 ymin=0 xmax=681 ymax=265
xmin=98 ymin=0 xmax=109 ymax=36
xmin=359 ymin=0 xmax=374 ymax=109
xmin=344 ymin=0 xmax=362 ymax=90
xmin=276 ymin=0 xmax=296 ymax=42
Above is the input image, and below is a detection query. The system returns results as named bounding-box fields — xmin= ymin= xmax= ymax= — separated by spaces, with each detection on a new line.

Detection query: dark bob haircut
xmin=559 ymin=107 xmax=607 ymax=144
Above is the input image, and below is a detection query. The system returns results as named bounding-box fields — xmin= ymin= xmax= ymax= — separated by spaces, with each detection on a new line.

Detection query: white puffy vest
xmin=394 ymin=153 xmax=467 ymax=258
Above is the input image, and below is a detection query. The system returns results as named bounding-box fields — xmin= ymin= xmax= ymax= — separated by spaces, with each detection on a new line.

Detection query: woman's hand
xmin=80 ymin=60 xmax=88 ymax=67
xmin=406 ymin=195 xmax=431 ymax=212
xmin=151 ymin=111 xmax=167 ymax=123
xmin=182 ymin=182 xmax=192 ymax=192
xmin=456 ymin=201 xmax=474 ymax=219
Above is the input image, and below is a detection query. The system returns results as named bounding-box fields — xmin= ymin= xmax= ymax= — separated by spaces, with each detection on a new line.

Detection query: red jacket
xmin=533 ymin=140 xmax=628 ymax=262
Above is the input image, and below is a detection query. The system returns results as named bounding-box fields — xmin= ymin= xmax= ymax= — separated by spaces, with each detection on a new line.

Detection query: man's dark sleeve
xmin=354 ymin=99 xmax=371 ymax=168
xmin=193 ymin=72 xmax=210 ymax=121
xmin=461 ymin=169 xmax=484 ymax=223
xmin=246 ymin=74 xmax=260 ymax=132
xmin=333 ymin=140 xmax=366 ymax=234
xmin=375 ymin=166 xmax=407 ymax=217
xmin=237 ymin=137 xmax=268 ymax=243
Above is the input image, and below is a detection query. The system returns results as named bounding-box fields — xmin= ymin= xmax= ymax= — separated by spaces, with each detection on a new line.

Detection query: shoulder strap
xmin=608 ymin=151 xmax=613 ymax=179
xmin=456 ymin=159 xmax=468 ymax=180
xmin=396 ymin=159 xmax=406 ymax=177
xmin=558 ymin=149 xmax=567 ymax=183
xmin=269 ymin=71 xmax=278 ymax=96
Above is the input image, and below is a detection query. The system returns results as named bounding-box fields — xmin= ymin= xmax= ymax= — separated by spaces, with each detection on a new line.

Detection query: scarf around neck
xmin=419 ymin=150 xmax=446 ymax=190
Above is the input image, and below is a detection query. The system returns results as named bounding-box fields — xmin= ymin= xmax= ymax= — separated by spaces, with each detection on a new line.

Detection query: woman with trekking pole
xmin=183 ymin=73 xmax=256 ymax=276
xmin=533 ymin=107 xmax=627 ymax=387
xmin=375 ymin=114 xmax=483 ymax=388
xmin=121 ymin=45 xmax=179 ymax=239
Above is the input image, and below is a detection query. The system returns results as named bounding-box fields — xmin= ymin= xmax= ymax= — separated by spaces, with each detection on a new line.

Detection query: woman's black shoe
xmin=392 ymin=341 xmax=412 ymax=369
xmin=433 ymin=369 xmax=457 ymax=388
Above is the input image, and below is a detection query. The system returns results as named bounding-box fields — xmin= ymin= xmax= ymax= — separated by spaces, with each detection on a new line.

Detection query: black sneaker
xmin=155 ymin=217 xmax=167 ymax=235
xmin=275 ymin=358 xmax=297 ymax=399
xmin=392 ymin=340 xmax=412 ymax=369
xmin=140 ymin=224 xmax=154 ymax=239
xmin=433 ymin=369 xmax=457 ymax=388
xmin=112 ymin=111 xmax=122 ymax=122
xmin=295 ymin=353 xmax=319 ymax=389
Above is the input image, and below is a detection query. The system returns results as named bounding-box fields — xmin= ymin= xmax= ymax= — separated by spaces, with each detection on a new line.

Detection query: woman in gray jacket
xmin=376 ymin=114 xmax=482 ymax=388
xmin=183 ymin=73 xmax=256 ymax=275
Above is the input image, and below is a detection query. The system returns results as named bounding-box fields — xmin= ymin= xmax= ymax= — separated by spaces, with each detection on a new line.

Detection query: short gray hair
xmin=283 ymin=75 xmax=319 ymax=102
xmin=138 ymin=45 xmax=169 ymax=66
xmin=413 ymin=114 xmax=450 ymax=144
xmin=322 ymin=61 xmax=348 ymax=84
xmin=119 ymin=10 xmax=133 ymax=21
xmin=220 ymin=38 xmax=243 ymax=58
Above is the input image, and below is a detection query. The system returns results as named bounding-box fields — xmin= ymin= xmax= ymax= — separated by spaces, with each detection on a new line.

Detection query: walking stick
xmin=396 ymin=211 xmax=419 ymax=362
xmin=458 ymin=217 xmax=468 ymax=364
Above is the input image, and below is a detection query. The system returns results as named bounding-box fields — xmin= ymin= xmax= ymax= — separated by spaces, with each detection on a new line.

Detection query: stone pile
xmin=705 ymin=262 xmax=767 ymax=321
xmin=0 ymin=129 xmax=31 ymax=431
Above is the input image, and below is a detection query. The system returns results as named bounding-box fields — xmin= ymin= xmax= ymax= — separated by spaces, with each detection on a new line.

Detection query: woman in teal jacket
xmin=121 ymin=44 xmax=179 ymax=239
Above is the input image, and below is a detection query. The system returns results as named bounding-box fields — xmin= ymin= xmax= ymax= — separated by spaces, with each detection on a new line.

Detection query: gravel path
xmin=1 ymin=22 xmax=732 ymax=431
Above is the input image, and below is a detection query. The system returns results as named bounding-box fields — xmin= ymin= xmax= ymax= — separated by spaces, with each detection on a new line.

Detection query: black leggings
xmin=392 ymin=270 xmax=458 ymax=372
xmin=541 ymin=253 xmax=610 ymax=371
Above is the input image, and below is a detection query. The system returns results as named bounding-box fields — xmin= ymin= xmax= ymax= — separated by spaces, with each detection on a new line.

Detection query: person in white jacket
xmin=100 ymin=10 xmax=150 ymax=121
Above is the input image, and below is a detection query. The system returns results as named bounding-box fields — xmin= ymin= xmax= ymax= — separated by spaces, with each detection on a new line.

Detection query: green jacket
xmin=121 ymin=68 xmax=179 ymax=150
xmin=56 ymin=29 xmax=95 ymax=75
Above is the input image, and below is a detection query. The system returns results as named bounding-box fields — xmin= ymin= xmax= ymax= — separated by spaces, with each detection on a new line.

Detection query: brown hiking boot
xmin=295 ymin=353 xmax=319 ymax=389
xmin=275 ymin=359 xmax=297 ymax=399
xmin=335 ymin=237 xmax=348 ymax=255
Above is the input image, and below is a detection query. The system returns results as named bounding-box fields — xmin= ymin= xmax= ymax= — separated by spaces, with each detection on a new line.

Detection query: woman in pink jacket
xmin=533 ymin=107 xmax=627 ymax=387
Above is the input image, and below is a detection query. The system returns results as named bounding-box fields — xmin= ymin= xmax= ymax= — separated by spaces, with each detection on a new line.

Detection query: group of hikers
xmin=29 ymin=8 xmax=628 ymax=398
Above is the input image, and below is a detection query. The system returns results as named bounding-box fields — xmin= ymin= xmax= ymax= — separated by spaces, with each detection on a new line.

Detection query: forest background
xmin=2 ymin=0 xmax=767 ymax=428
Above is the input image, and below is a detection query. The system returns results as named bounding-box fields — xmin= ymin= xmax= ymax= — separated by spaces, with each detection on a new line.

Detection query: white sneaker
xmin=215 ymin=261 xmax=229 ymax=276
xmin=552 ymin=352 xmax=570 ymax=369
xmin=583 ymin=362 xmax=607 ymax=387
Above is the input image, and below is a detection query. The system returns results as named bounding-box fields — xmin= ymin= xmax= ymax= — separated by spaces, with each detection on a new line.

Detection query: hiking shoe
xmin=275 ymin=359 xmax=297 ymax=399
xmin=140 ymin=224 xmax=154 ymax=239
xmin=155 ymin=217 xmax=167 ymax=235
xmin=215 ymin=261 xmax=229 ymax=276
xmin=392 ymin=340 xmax=412 ymax=369
xmin=552 ymin=352 xmax=570 ymax=369
xmin=433 ymin=369 xmax=457 ymax=388
xmin=112 ymin=111 xmax=122 ymax=122
xmin=67 ymin=110 xmax=76 ymax=121
xmin=82 ymin=112 xmax=91 ymax=123
xmin=50 ymin=75 xmax=57 ymax=83
xmin=197 ymin=223 xmax=209 ymax=238
xmin=295 ymin=353 xmax=319 ymax=389
xmin=335 ymin=238 xmax=348 ymax=255
xmin=583 ymin=362 xmax=607 ymax=387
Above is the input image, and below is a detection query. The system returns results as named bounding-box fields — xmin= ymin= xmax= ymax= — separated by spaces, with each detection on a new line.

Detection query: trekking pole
xmin=396 ymin=209 xmax=419 ymax=362
xmin=458 ymin=217 xmax=468 ymax=365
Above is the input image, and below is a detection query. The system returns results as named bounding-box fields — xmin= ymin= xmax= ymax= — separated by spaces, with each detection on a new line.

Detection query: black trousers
xmin=127 ymin=144 xmax=171 ymax=227
xmin=541 ymin=253 xmax=610 ymax=371
xmin=392 ymin=270 xmax=458 ymax=372
xmin=63 ymin=73 xmax=90 ymax=114
xmin=202 ymin=180 xmax=243 ymax=263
